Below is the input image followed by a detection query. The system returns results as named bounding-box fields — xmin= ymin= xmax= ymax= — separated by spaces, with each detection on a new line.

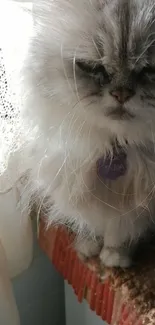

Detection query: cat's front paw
xmin=75 ymin=238 xmax=101 ymax=261
xmin=100 ymin=247 xmax=131 ymax=268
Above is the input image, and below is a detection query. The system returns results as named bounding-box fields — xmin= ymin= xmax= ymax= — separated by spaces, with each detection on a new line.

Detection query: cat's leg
xmin=100 ymin=207 xmax=152 ymax=268
xmin=100 ymin=246 xmax=131 ymax=268
xmin=52 ymin=187 xmax=132 ymax=266
xmin=99 ymin=212 xmax=136 ymax=268
xmin=52 ymin=179 xmax=131 ymax=265
xmin=74 ymin=216 xmax=131 ymax=267
xmin=51 ymin=177 xmax=103 ymax=261
xmin=75 ymin=237 xmax=102 ymax=261
xmin=51 ymin=168 xmax=143 ymax=267
xmin=52 ymin=188 xmax=132 ymax=266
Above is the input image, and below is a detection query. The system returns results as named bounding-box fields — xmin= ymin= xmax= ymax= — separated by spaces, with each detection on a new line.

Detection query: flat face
xmin=33 ymin=0 xmax=155 ymax=145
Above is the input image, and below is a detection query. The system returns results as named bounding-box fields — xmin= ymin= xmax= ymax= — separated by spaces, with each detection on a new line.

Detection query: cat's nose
xmin=110 ymin=88 xmax=134 ymax=104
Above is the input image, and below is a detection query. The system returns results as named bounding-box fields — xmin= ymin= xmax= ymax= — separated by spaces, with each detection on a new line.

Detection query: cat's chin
xmin=87 ymin=111 xmax=133 ymax=130
xmin=106 ymin=107 xmax=135 ymax=120
xmin=86 ymin=113 xmax=150 ymax=147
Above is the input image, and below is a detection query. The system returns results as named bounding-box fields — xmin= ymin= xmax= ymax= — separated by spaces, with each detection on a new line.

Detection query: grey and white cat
xmin=23 ymin=0 xmax=155 ymax=267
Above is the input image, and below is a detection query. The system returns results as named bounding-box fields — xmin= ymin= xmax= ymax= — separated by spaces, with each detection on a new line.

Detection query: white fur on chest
xmin=29 ymin=125 xmax=155 ymax=246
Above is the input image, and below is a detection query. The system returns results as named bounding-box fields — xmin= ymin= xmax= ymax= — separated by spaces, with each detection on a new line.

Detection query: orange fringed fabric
xmin=39 ymin=221 xmax=147 ymax=325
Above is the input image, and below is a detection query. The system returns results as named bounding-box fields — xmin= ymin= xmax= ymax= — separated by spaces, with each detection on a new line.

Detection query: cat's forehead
xmin=97 ymin=0 xmax=155 ymax=69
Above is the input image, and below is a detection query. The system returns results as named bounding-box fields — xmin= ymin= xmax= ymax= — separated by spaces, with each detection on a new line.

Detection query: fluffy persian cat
xmin=22 ymin=0 xmax=155 ymax=267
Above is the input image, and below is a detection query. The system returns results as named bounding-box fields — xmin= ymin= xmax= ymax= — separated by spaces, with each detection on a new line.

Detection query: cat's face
xmin=35 ymin=0 xmax=155 ymax=144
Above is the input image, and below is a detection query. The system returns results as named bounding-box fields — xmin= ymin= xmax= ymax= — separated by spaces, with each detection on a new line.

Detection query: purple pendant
xmin=97 ymin=148 xmax=127 ymax=180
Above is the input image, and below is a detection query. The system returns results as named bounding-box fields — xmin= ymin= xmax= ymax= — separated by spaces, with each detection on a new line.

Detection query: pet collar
xmin=97 ymin=148 xmax=127 ymax=180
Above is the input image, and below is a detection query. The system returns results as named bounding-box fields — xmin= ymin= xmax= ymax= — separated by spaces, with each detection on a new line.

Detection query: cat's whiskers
xmin=135 ymin=36 xmax=155 ymax=65
xmin=61 ymin=43 xmax=75 ymax=95
xmin=91 ymin=37 xmax=102 ymax=59
xmin=150 ymin=125 xmax=155 ymax=155
xmin=122 ymin=185 xmax=155 ymax=217
xmin=73 ymin=48 xmax=83 ymax=105
xmin=134 ymin=197 xmax=154 ymax=225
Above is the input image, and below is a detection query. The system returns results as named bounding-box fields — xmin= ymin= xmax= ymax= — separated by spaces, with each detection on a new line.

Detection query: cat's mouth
xmin=107 ymin=107 xmax=135 ymax=120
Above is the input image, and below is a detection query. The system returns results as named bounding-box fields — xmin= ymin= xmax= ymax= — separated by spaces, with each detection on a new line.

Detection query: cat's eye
xmin=138 ymin=65 xmax=155 ymax=84
xmin=76 ymin=60 xmax=110 ymax=85
xmin=140 ymin=66 xmax=155 ymax=77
